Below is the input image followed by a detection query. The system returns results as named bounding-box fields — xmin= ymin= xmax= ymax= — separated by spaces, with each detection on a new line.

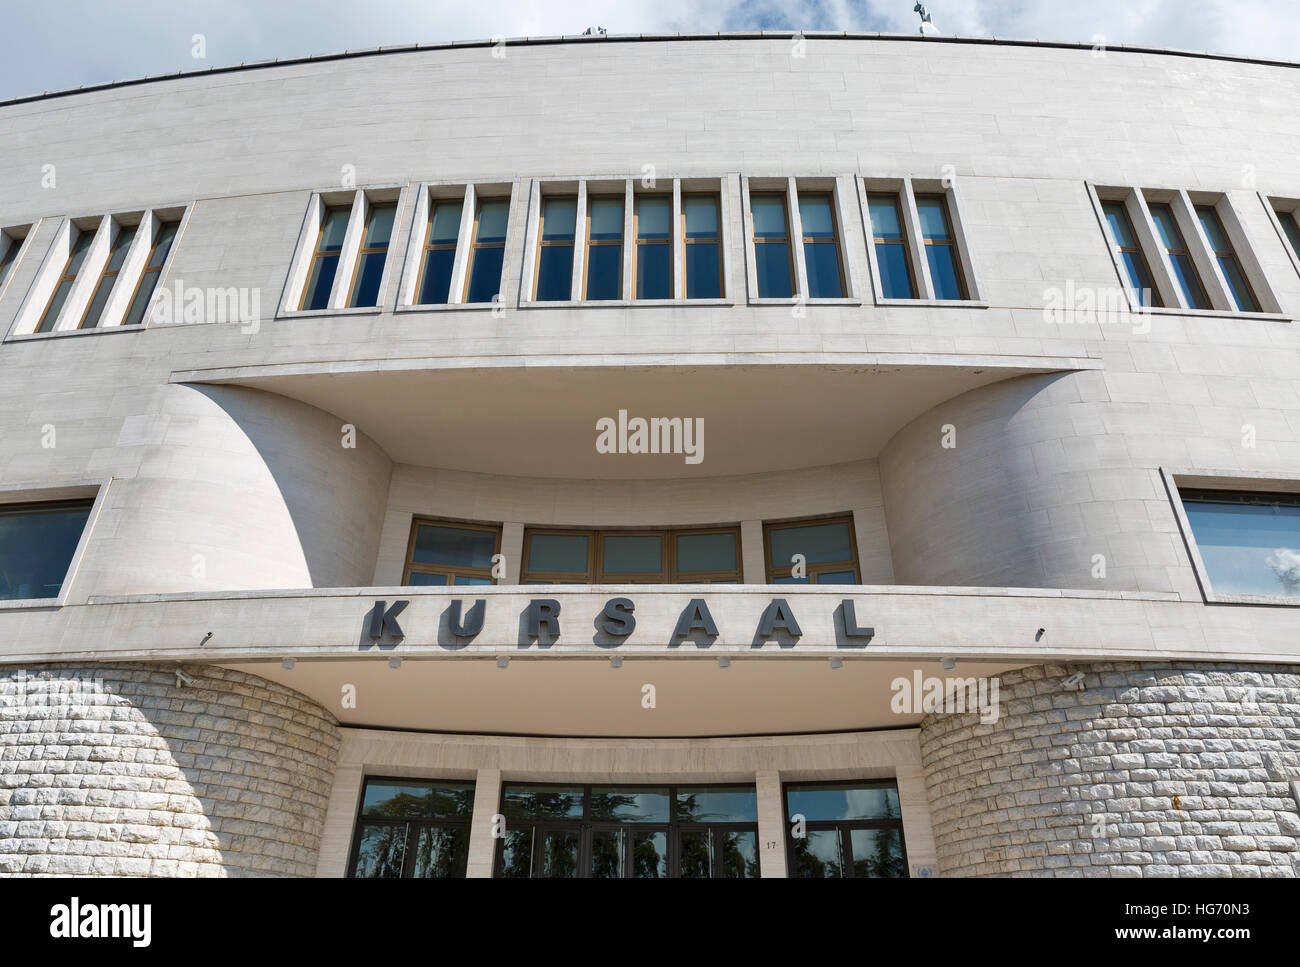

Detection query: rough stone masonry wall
xmin=919 ymin=663 xmax=1300 ymax=877
xmin=0 ymin=663 xmax=340 ymax=876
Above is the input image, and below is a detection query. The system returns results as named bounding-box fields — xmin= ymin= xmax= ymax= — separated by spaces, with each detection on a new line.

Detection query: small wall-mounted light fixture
xmin=496 ymin=656 xmax=510 ymax=669
xmin=942 ymin=657 xmax=956 ymax=671
xmin=281 ymin=658 xmax=295 ymax=671
xmin=717 ymin=656 xmax=731 ymax=669
xmin=609 ymin=655 xmax=623 ymax=669
xmin=829 ymin=657 xmax=844 ymax=670
xmin=175 ymin=667 xmax=195 ymax=688
xmin=388 ymin=656 xmax=402 ymax=670
xmin=200 ymin=632 xmax=213 ymax=646
xmin=1035 ymin=628 xmax=1046 ymax=641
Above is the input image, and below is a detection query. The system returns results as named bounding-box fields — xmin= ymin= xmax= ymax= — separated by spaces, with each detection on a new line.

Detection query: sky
xmin=0 ymin=0 xmax=1293 ymax=101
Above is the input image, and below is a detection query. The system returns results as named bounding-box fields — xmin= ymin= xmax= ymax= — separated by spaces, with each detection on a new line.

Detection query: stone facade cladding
xmin=0 ymin=663 xmax=340 ymax=876
xmin=919 ymin=662 xmax=1300 ymax=877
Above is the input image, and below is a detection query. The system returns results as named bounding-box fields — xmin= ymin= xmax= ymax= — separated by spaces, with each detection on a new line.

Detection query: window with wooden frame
xmin=1196 ymin=204 xmax=1259 ymax=313
xmin=415 ymin=198 xmax=463 ymax=305
xmin=866 ymin=193 xmax=916 ymax=299
xmin=347 ymin=201 xmax=397 ymax=307
xmin=914 ymin=193 xmax=967 ymax=301
xmin=534 ymin=195 xmax=578 ymax=301
xmin=634 ymin=194 xmax=672 ymax=299
xmin=121 ymin=219 xmax=179 ymax=328
xmin=750 ymin=191 xmax=795 ymax=298
xmin=462 ymin=197 xmax=510 ymax=304
xmin=1147 ymin=200 xmax=1210 ymax=310
xmin=797 ymin=191 xmax=845 ymax=298
xmin=299 ymin=205 xmax=350 ymax=310
xmin=1100 ymin=200 xmax=1160 ymax=308
xmin=682 ymin=193 xmax=723 ymax=299
xmin=35 ymin=226 xmax=94 ymax=333
xmin=521 ymin=526 xmax=742 ymax=584
xmin=763 ymin=515 xmax=859 ymax=584
xmin=402 ymin=519 xmax=501 ymax=586
xmin=583 ymin=194 xmax=624 ymax=301
xmin=77 ymin=222 xmax=137 ymax=329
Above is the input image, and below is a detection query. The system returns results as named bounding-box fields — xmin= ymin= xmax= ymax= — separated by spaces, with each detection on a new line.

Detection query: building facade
xmin=1 ymin=32 xmax=1298 ymax=878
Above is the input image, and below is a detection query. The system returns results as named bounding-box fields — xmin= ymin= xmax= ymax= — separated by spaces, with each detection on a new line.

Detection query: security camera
xmin=1061 ymin=672 xmax=1086 ymax=690
xmin=175 ymin=668 xmax=196 ymax=688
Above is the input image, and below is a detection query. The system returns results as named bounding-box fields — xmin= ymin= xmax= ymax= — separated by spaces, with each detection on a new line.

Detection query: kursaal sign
xmin=363 ymin=596 xmax=876 ymax=645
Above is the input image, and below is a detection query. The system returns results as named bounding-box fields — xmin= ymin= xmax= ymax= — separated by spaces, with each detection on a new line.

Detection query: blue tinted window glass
xmin=363 ymin=204 xmax=396 ymax=247
xmin=1217 ymin=257 xmax=1258 ymax=312
xmin=876 ymin=243 xmax=914 ymax=299
xmin=302 ymin=255 xmax=337 ymax=310
xmin=429 ymin=200 xmax=463 ymax=243
xmin=804 ymin=241 xmax=843 ymax=298
xmin=636 ymin=196 xmax=670 ymax=239
xmin=535 ymin=246 xmax=574 ymax=301
xmin=589 ymin=788 xmax=670 ymax=822
xmin=319 ymin=207 xmax=350 ymax=251
xmin=351 ymin=823 xmax=406 ymax=878
xmin=0 ymin=500 xmax=93 ymax=600
xmin=1119 ymin=251 xmax=1154 ymax=306
xmin=915 ymin=197 xmax=951 ymax=240
xmin=602 ymin=535 xmax=662 ymax=574
xmin=412 ymin=525 xmax=496 ymax=568
xmin=452 ymin=575 xmax=492 ymax=586
xmin=1196 ymin=206 xmax=1230 ymax=251
xmin=675 ymin=532 xmax=737 ymax=573
xmin=636 ymin=243 xmax=671 ymax=299
xmin=465 ymin=246 xmax=505 ymax=304
xmin=361 ymin=779 xmax=474 ymax=819
xmin=754 ymin=242 xmax=793 ymax=297
xmin=786 ymin=783 xmax=902 ymax=822
xmin=1149 ymin=204 xmax=1182 ymax=251
xmin=926 ymin=245 xmax=965 ymax=300
xmin=850 ymin=827 xmax=907 ymax=878
xmin=501 ymin=786 xmax=584 ymax=821
xmin=769 ymin=521 xmax=852 ymax=566
xmin=1102 ymin=201 xmax=1137 ymax=247
xmin=685 ymin=243 xmax=721 ymax=298
xmin=1281 ymin=212 xmax=1300 ymax=258
xmin=528 ymin=533 xmax=589 ymax=573
xmin=350 ymin=251 xmax=387 ymax=307
xmin=1169 ymin=253 xmax=1209 ymax=309
xmin=684 ymin=196 xmax=719 ymax=237
xmin=751 ymin=195 xmax=788 ymax=238
xmin=868 ymin=195 xmax=904 ymax=240
xmin=790 ymin=828 xmax=844 ymax=878
xmin=541 ymin=198 xmax=577 ymax=240
xmin=797 ymin=194 xmax=835 ymax=237
xmin=475 ymin=199 xmax=509 ymax=243
xmin=815 ymin=570 xmax=856 ymax=584
xmin=418 ymin=248 xmax=456 ymax=305
xmin=587 ymin=197 xmax=623 ymax=240
xmin=585 ymin=243 xmax=622 ymax=300
xmin=407 ymin=572 xmax=447 ymax=586
xmin=676 ymin=787 xmax=758 ymax=823
xmin=1183 ymin=497 xmax=1300 ymax=597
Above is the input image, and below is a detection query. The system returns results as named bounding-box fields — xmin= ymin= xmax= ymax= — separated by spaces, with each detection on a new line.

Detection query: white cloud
xmin=0 ymin=0 xmax=1296 ymax=101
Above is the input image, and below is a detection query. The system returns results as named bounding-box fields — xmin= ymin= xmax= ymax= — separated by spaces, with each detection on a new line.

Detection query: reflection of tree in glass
xmin=589 ymin=791 xmax=641 ymax=821
xmin=353 ymin=822 xmax=405 ymax=877
xmin=717 ymin=830 xmax=759 ymax=878
xmin=632 ymin=832 xmax=666 ymax=878
xmin=368 ymin=791 xmax=431 ymax=818
xmin=790 ymin=830 xmax=842 ymax=878
xmin=678 ymin=830 xmax=712 ymax=877
xmin=591 ymin=831 xmax=623 ymax=877
xmin=853 ymin=826 xmax=906 ymax=878
xmin=504 ymin=790 xmax=582 ymax=821
xmin=541 ymin=830 xmax=580 ymax=877
xmin=411 ymin=825 xmax=468 ymax=877
xmin=497 ymin=828 xmax=534 ymax=878
xmin=1266 ymin=548 xmax=1300 ymax=595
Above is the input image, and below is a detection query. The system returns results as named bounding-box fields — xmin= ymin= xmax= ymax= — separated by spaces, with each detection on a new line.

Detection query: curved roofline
xmin=3 ymin=29 xmax=1297 ymax=109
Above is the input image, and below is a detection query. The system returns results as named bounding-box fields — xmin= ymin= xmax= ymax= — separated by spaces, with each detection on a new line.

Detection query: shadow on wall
xmin=188 ymin=383 xmax=393 ymax=588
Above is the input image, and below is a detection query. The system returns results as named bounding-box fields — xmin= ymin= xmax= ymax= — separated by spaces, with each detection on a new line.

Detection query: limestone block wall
xmin=0 ymin=663 xmax=340 ymax=876
xmin=918 ymin=662 xmax=1300 ymax=877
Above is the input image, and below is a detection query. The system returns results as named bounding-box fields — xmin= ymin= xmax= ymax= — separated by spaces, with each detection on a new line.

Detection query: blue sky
xmin=0 ymin=0 xmax=1292 ymax=101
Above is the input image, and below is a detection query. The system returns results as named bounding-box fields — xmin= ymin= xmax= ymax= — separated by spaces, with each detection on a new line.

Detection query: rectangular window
xmin=798 ymin=192 xmax=844 ymax=298
xmin=634 ymin=194 xmax=671 ymax=299
xmin=347 ymin=202 xmax=396 ymax=307
xmin=77 ymin=224 xmax=137 ymax=329
xmin=867 ymin=193 xmax=916 ymax=299
xmin=463 ymin=197 xmax=509 ymax=304
xmin=415 ymin=198 xmax=463 ymax=305
xmin=348 ymin=777 xmax=474 ymax=878
xmin=497 ymin=783 xmax=758 ymax=879
xmin=36 ymin=228 xmax=94 ymax=333
xmin=915 ymin=194 xmax=967 ymax=300
xmin=1101 ymin=200 xmax=1160 ymax=307
xmin=1196 ymin=205 xmax=1259 ymax=313
xmin=682 ymin=193 xmax=722 ymax=299
xmin=0 ymin=228 xmax=27 ymax=287
xmin=583 ymin=195 xmax=624 ymax=301
xmin=122 ymin=220 xmax=178 ymax=327
xmin=764 ymin=515 xmax=859 ymax=584
xmin=751 ymin=192 xmax=794 ymax=298
xmin=1148 ymin=202 xmax=1210 ymax=309
xmin=521 ymin=526 xmax=741 ymax=584
xmin=784 ymin=781 xmax=907 ymax=878
xmin=0 ymin=499 xmax=94 ymax=600
xmin=1180 ymin=490 xmax=1300 ymax=599
xmin=299 ymin=206 xmax=350 ymax=310
xmin=402 ymin=519 xmax=501 ymax=586
xmin=534 ymin=196 xmax=577 ymax=301
xmin=1277 ymin=206 xmax=1300 ymax=260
